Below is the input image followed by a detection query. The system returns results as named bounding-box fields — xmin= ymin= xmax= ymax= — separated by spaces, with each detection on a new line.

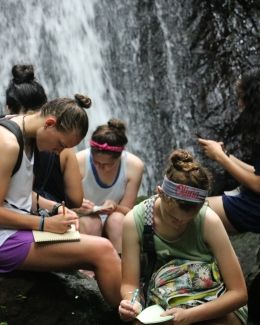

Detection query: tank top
xmin=33 ymin=149 xmax=65 ymax=203
xmin=82 ymin=148 xmax=127 ymax=205
xmin=133 ymin=198 xmax=213 ymax=268
xmin=0 ymin=150 xmax=34 ymax=246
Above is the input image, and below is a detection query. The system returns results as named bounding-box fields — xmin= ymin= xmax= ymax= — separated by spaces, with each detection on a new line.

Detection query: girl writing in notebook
xmin=5 ymin=64 xmax=83 ymax=209
xmin=0 ymin=94 xmax=121 ymax=306
xmin=76 ymin=118 xmax=144 ymax=254
xmin=119 ymin=149 xmax=247 ymax=324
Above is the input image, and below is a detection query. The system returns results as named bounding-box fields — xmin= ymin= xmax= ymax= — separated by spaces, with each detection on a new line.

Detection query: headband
xmin=161 ymin=175 xmax=208 ymax=203
xmin=90 ymin=140 xmax=124 ymax=152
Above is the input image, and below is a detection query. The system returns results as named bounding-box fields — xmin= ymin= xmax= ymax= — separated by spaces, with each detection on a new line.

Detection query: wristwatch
xmin=51 ymin=203 xmax=63 ymax=216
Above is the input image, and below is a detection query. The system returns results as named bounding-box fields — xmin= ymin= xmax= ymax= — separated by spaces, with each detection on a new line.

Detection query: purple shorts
xmin=0 ymin=230 xmax=34 ymax=273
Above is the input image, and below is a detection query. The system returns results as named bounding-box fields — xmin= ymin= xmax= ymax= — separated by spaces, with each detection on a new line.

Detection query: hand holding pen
xmin=131 ymin=289 xmax=142 ymax=315
xmin=131 ymin=288 xmax=139 ymax=304
xmin=119 ymin=289 xmax=142 ymax=322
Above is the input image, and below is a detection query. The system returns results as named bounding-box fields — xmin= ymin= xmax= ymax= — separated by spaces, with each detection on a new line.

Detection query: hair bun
xmin=107 ymin=118 xmax=126 ymax=132
xmin=74 ymin=94 xmax=92 ymax=109
xmin=170 ymin=149 xmax=199 ymax=172
xmin=12 ymin=65 xmax=35 ymax=84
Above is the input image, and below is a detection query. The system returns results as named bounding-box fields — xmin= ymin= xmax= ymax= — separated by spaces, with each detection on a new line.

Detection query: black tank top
xmin=33 ymin=149 xmax=66 ymax=203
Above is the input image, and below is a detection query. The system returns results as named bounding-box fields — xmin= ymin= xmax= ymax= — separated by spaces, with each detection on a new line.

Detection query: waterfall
xmin=0 ymin=0 xmax=116 ymax=148
xmin=0 ymin=0 xmax=258 ymax=195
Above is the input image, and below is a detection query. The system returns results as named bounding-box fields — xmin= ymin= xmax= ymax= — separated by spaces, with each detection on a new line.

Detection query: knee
xmin=80 ymin=216 xmax=102 ymax=235
xmin=95 ymin=237 xmax=119 ymax=263
xmin=106 ymin=212 xmax=124 ymax=228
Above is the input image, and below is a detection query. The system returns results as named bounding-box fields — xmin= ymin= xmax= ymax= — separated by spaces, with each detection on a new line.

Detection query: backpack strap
xmin=0 ymin=119 xmax=24 ymax=176
xmin=142 ymin=195 xmax=158 ymax=300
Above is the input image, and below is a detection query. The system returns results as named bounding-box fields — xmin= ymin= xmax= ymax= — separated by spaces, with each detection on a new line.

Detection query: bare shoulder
xmin=203 ymin=205 xmax=229 ymax=242
xmin=60 ymin=148 xmax=75 ymax=160
xmin=60 ymin=148 xmax=78 ymax=169
xmin=126 ymin=151 xmax=144 ymax=171
xmin=0 ymin=126 xmax=20 ymax=175
xmin=124 ymin=209 xmax=136 ymax=229
xmin=204 ymin=205 xmax=223 ymax=225
xmin=76 ymin=148 xmax=87 ymax=163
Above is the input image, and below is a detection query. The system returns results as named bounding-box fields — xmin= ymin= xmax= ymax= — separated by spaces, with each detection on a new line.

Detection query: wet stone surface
xmin=0 ymin=233 xmax=259 ymax=324
xmin=0 ymin=271 xmax=124 ymax=325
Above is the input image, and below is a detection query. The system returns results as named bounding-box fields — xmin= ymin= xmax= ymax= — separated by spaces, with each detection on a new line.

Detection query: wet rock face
xmin=95 ymin=0 xmax=260 ymax=195
xmin=0 ymin=271 xmax=123 ymax=325
xmin=0 ymin=236 xmax=259 ymax=324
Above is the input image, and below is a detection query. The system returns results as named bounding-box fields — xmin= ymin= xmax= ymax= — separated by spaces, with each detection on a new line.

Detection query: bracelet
xmin=51 ymin=203 xmax=62 ymax=216
xmin=39 ymin=215 xmax=45 ymax=231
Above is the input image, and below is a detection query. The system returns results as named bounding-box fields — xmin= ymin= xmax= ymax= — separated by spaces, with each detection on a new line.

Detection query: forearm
xmin=32 ymin=191 xmax=57 ymax=212
xmin=229 ymin=154 xmax=255 ymax=172
xmin=0 ymin=207 xmax=41 ymax=230
xmin=64 ymin=192 xmax=83 ymax=209
xmin=216 ymin=154 xmax=260 ymax=192
xmin=185 ymin=290 xmax=247 ymax=323
xmin=121 ymin=284 xmax=140 ymax=301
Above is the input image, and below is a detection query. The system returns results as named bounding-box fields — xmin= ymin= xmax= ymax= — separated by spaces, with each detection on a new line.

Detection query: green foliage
xmin=136 ymin=195 xmax=148 ymax=205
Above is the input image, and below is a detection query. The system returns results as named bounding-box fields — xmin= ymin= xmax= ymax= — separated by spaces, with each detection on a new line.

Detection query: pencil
xmin=131 ymin=288 xmax=139 ymax=304
xmin=62 ymin=201 xmax=65 ymax=215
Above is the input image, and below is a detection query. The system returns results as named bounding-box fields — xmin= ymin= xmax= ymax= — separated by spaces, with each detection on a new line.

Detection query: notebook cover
xmin=33 ymin=224 xmax=80 ymax=243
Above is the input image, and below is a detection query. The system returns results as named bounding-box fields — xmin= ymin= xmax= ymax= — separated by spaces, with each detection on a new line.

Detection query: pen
xmin=62 ymin=201 xmax=65 ymax=215
xmin=130 ymin=288 xmax=139 ymax=304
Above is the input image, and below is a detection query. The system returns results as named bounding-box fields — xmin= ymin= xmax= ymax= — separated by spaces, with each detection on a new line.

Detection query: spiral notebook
xmin=33 ymin=225 xmax=81 ymax=243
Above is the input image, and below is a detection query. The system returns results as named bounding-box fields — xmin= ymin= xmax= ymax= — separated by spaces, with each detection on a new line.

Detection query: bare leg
xmin=18 ymin=234 xmax=121 ymax=306
xmin=104 ymin=211 xmax=124 ymax=254
xmin=79 ymin=215 xmax=102 ymax=236
xmin=207 ymin=196 xmax=238 ymax=234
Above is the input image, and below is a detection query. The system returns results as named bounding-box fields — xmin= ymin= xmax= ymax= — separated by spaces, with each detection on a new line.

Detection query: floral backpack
xmin=141 ymin=196 xmax=226 ymax=309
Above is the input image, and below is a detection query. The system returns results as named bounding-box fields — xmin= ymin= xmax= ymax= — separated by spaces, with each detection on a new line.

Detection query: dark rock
xmin=0 ymin=271 xmax=123 ymax=325
xmin=0 ymin=233 xmax=259 ymax=324
xmin=231 ymin=233 xmax=260 ymax=324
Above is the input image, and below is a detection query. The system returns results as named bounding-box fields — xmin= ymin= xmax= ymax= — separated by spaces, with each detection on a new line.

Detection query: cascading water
xmin=0 ymin=0 xmax=259 ymax=195
xmin=1 ymin=2 xmax=260 ymax=323
xmin=0 ymin=0 xmax=116 ymax=148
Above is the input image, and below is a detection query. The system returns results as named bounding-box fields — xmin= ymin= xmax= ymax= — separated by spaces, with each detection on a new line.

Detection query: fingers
xmin=197 ymin=138 xmax=209 ymax=144
xmin=118 ymin=301 xmax=136 ymax=322
xmin=82 ymin=198 xmax=94 ymax=209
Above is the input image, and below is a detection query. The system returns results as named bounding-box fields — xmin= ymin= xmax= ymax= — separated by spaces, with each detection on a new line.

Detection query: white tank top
xmin=82 ymin=148 xmax=127 ymax=205
xmin=0 ymin=150 xmax=34 ymax=246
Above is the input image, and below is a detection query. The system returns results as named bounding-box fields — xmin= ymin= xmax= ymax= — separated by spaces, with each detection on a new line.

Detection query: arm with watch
xmin=31 ymin=191 xmax=79 ymax=233
xmin=31 ymin=191 xmax=78 ymax=216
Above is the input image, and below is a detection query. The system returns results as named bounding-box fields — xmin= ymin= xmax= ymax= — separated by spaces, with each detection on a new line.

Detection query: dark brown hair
xmin=41 ymin=94 xmax=92 ymax=139
xmin=6 ymin=64 xmax=47 ymax=114
xmin=163 ymin=149 xmax=211 ymax=209
xmin=91 ymin=118 xmax=128 ymax=158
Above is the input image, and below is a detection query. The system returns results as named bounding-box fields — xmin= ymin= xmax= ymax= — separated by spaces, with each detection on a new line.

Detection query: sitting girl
xmin=119 ymin=149 xmax=247 ymax=324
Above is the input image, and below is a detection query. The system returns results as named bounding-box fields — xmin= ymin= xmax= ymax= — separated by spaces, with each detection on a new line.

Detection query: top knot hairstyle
xmin=6 ymin=64 xmax=47 ymax=114
xmin=91 ymin=118 xmax=128 ymax=158
xmin=41 ymin=93 xmax=92 ymax=139
xmin=163 ymin=149 xmax=211 ymax=209
xmin=166 ymin=149 xmax=211 ymax=190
